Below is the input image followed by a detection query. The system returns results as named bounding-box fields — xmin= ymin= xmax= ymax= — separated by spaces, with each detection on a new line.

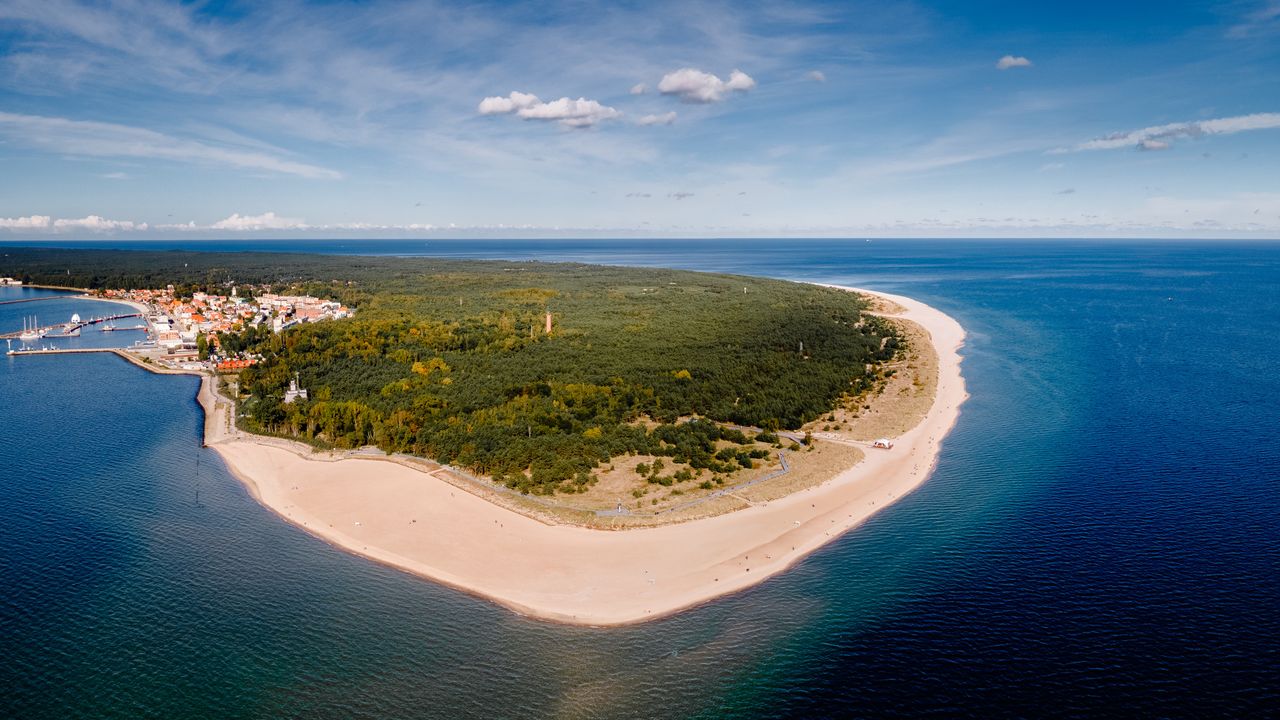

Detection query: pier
xmin=3 ymin=347 xmax=202 ymax=379
xmin=0 ymin=296 xmax=61 ymax=306
xmin=0 ymin=313 xmax=145 ymax=340
xmin=4 ymin=347 xmax=126 ymax=356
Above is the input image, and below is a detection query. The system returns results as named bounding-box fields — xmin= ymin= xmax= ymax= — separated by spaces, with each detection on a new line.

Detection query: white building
xmin=283 ymin=374 xmax=309 ymax=404
xmin=156 ymin=330 xmax=183 ymax=349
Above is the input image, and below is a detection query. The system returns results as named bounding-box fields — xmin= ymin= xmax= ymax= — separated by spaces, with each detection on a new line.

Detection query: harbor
xmin=1 ymin=311 xmax=147 ymax=341
xmin=4 ymin=284 xmax=352 ymax=371
xmin=4 ymin=312 xmax=152 ymax=358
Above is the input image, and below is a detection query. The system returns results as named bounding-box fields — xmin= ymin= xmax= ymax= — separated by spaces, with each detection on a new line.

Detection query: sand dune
xmin=200 ymin=287 xmax=967 ymax=625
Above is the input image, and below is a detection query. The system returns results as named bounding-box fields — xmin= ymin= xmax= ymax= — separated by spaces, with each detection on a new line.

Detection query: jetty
xmin=0 ymin=313 xmax=145 ymax=340
xmin=4 ymin=347 xmax=124 ymax=356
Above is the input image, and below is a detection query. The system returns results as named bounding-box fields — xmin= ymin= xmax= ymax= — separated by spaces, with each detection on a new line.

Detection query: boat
xmin=45 ymin=318 xmax=82 ymax=338
xmin=19 ymin=316 xmax=40 ymax=341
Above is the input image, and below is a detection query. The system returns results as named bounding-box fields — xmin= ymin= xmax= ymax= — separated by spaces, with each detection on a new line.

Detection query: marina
xmin=1 ymin=311 xmax=147 ymax=341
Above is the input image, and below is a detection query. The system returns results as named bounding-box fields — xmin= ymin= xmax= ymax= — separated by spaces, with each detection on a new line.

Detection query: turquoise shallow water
xmin=2 ymin=240 xmax=1278 ymax=718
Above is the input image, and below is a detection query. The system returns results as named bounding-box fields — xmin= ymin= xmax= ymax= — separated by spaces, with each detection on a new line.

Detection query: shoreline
xmin=54 ymin=286 xmax=967 ymax=626
xmin=12 ymin=282 xmax=92 ymax=292
xmin=0 ymin=283 xmax=152 ymax=318
xmin=75 ymin=293 xmax=152 ymax=316
xmin=206 ymin=285 xmax=966 ymax=626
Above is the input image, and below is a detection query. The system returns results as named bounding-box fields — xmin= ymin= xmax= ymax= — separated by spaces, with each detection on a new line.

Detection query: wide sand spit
xmin=196 ymin=285 xmax=967 ymax=626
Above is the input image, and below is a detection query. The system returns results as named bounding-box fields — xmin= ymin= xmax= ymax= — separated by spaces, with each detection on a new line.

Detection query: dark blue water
xmin=2 ymin=240 xmax=1278 ymax=718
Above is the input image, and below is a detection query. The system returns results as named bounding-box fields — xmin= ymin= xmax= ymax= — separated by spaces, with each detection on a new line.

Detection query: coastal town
xmin=97 ymin=285 xmax=353 ymax=370
xmin=3 ymin=284 xmax=352 ymax=372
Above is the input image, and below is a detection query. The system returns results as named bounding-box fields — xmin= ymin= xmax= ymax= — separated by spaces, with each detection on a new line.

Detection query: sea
xmin=1 ymin=239 xmax=1278 ymax=719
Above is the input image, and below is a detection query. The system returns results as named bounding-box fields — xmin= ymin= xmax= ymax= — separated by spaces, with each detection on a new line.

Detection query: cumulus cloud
xmin=477 ymin=92 xmax=621 ymax=127
xmin=807 ymin=70 xmax=826 ymax=82
xmin=156 ymin=213 xmax=445 ymax=233
xmin=1 ymin=214 xmax=148 ymax=232
xmin=210 ymin=212 xmax=307 ymax=230
xmin=53 ymin=215 xmax=146 ymax=232
xmin=519 ymin=98 xmax=622 ymax=127
xmin=0 ymin=215 xmax=52 ymax=229
xmin=477 ymin=91 xmax=541 ymax=115
xmin=657 ymin=68 xmax=755 ymax=103
xmin=1064 ymin=112 xmax=1280 ymax=152
xmin=996 ymin=55 xmax=1033 ymax=70
xmin=637 ymin=112 xmax=677 ymax=126
xmin=0 ymin=112 xmax=340 ymax=179
xmin=630 ymin=83 xmax=647 ymax=95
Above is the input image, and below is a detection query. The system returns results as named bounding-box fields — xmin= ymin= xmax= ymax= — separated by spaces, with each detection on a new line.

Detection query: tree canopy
xmin=2 ymin=247 xmax=900 ymax=494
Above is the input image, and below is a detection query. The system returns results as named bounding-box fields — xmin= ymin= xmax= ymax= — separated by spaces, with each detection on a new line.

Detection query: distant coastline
xmin=0 ymin=283 xmax=150 ymax=315
xmin=14 ymin=283 xmax=93 ymax=292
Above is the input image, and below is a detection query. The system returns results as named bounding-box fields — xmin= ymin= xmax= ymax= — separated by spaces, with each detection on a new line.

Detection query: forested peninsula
xmin=2 ymin=248 xmax=901 ymax=497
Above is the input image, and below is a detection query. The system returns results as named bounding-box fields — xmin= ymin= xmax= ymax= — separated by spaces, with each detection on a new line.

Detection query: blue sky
xmin=1 ymin=0 xmax=1278 ymax=238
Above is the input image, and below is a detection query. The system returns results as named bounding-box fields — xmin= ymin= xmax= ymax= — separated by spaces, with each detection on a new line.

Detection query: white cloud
xmin=996 ymin=55 xmax=1032 ymax=70
xmin=477 ymin=91 xmax=541 ymax=115
xmin=727 ymin=70 xmax=756 ymax=90
xmin=518 ymin=97 xmax=622 ymax=127
xmin=807 ymin=70 xmax=826 ymax=82
xmin=209 ymin=211 xmax=307 ymax=230
xmin=630 ymin=83 xmax=647 ymax=95
xmin=0 ymin=215 xmax=52 ymax=229
xmin=1 ymin=214 xmax=147 ymax=232
xmin=0 ymin=112 xmax=341 ymax=179
xmin=53 ymin=215 xmax=146 ymax=232
xmin=102 ymin=171 xmax=130 ymax=180
xmin=1066 ymin=112 xmax=1280 ymax=152
xmin=157 ymin=214 xmax=443 ymax=232
xmin=657 ymin=68 xmax=755 ymax=103
xmin=637 ymin=112 xmax=677 ymax=126
xmin=477 ymin=92 xmax=621 ymax=127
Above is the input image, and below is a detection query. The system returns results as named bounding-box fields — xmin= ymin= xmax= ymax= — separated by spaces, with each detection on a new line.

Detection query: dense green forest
xmin=1 ymin=247 xmax=900 ymax=494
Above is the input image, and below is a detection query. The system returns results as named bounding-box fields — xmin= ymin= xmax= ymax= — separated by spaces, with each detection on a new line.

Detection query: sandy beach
xmin=78 ymin=294 xmax=152 ymax=316
xmin=195 ymin=286 xmax=966 ymax=626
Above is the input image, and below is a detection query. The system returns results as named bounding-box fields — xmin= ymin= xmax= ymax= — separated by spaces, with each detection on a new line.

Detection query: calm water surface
xmin=2 ymin=240 xmax=1278 ymax=718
